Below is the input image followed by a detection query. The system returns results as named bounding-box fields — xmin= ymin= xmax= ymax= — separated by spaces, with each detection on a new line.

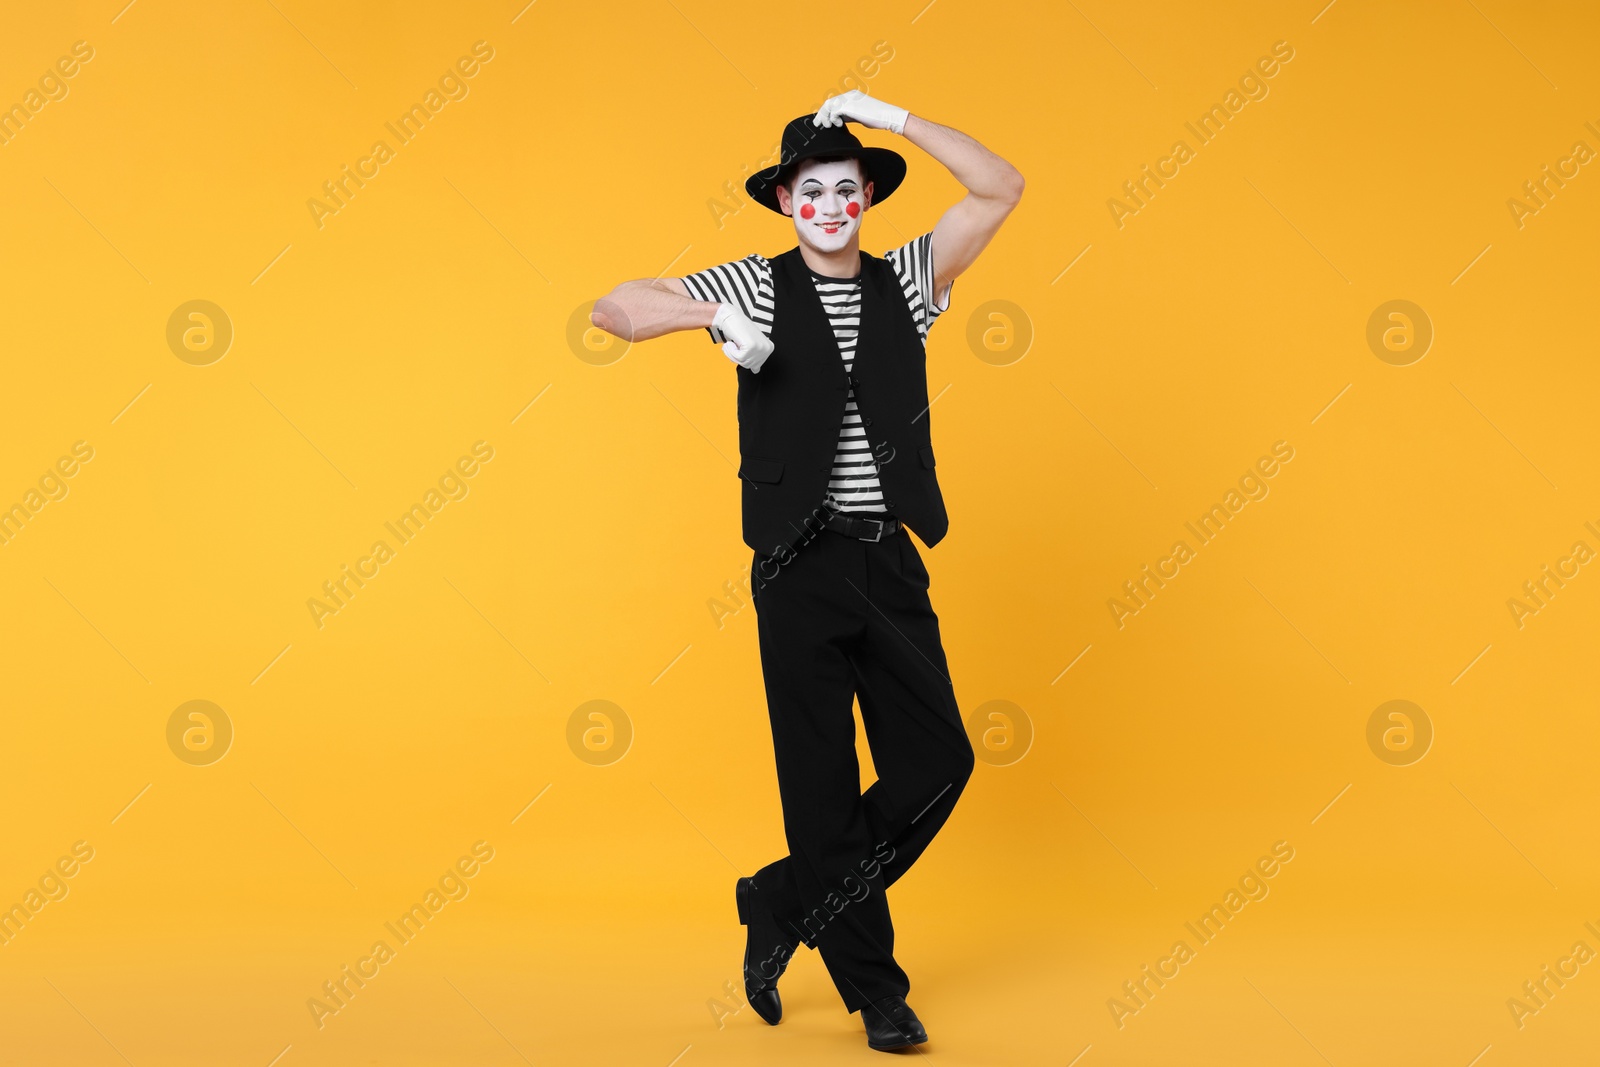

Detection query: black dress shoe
xmin=862 ymin=995 xmax=928 ymax=1051
xmin=736 ymin=876 xmax=798 ymax=1026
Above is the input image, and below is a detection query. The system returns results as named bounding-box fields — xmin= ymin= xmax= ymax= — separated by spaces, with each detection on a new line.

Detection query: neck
xmin=797 ymin=237 xmax=861 ymax=278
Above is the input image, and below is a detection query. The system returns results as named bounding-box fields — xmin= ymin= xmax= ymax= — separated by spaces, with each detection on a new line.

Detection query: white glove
xmin=813 ymin=90 xmax=909 ymax=135
xmin=712 ymin=303 xmax=774 ymax=374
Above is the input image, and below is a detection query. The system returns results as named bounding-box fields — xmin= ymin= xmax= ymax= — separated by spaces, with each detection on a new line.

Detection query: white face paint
xmin=782 ymin=158 xmax=869 ymax=254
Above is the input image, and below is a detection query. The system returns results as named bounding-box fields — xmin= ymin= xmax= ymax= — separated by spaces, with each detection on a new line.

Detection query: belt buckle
xmin=864 ymin=517 xmax=887 ymax=542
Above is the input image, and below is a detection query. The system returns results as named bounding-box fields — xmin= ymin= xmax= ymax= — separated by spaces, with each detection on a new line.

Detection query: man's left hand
xmin=813 ymin=90 xmax=909 ymax=136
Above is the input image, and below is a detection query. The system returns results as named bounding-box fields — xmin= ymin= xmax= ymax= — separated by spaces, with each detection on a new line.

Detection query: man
xmin=591 ymin=90 xmax=1023 ymax=1052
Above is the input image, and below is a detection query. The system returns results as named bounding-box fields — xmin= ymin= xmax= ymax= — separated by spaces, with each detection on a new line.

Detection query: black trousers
xmin=748 ymin=524 xmax=975 ymax=1013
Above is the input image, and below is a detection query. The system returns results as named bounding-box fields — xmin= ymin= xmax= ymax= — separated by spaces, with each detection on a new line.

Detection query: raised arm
xmin=905 ymin=116 xmax=1024 ymax=298
xmin=814 ymin=92 xmax=1024 ymax=300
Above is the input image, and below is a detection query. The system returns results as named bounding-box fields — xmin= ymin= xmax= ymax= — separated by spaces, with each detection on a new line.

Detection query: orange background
xmin=2 ymin=1 xmax=1598 ymax=1064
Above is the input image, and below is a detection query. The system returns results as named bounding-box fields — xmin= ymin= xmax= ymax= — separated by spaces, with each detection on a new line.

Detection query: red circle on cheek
xmin=799 ymin=203 xmax=815 ymax=219
xmin=846 ymin=202 xmax=860 ymax=218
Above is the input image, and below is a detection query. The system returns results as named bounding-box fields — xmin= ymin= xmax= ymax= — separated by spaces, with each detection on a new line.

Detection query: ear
xmin=863 ymin=180 xmax=874 ymax=209
xmin=775 ymin=183 xmax=793 ymax=216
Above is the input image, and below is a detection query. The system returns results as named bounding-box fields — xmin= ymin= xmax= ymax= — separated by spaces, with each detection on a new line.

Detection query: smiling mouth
xmin=817 ymin=221 xmax=846 ymax=234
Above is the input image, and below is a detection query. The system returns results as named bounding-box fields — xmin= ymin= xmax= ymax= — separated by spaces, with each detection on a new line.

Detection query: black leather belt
xmin=824 ymin=511 xmax=900 ymax=541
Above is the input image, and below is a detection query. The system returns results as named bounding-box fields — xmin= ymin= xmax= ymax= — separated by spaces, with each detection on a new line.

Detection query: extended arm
xmin=591 ymin=276 xmax=774 ymax=372
xmin=814 ymin=92 xmax=1025 ymax=301
xmin=591 ymin=276 xmax=709 ymax=342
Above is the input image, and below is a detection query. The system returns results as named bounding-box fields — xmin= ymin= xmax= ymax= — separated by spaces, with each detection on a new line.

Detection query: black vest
xmin=735 ymin=245 xmax=948 ymax=556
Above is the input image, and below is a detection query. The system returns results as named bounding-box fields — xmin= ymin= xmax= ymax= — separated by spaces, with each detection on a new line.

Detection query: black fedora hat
xmin=745 ymin=113 xmax=907 ymax=215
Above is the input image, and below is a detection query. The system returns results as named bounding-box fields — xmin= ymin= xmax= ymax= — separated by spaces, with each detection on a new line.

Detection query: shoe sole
xmin=867 ymin=1035 xmax=926 ymax=1052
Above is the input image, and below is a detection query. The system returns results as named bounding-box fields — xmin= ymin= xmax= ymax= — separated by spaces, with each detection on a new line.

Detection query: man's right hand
xmin=712 ymin=303 xmax=774 ymax=374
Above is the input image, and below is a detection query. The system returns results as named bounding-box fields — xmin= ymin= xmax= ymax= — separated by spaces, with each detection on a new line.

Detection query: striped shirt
xmin=682 ymin=233 xmax=952 ymax=514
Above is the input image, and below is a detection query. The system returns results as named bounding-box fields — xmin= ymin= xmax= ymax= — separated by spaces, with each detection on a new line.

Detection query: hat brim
xmin=745 ymin=145 xmax=906 ymax=216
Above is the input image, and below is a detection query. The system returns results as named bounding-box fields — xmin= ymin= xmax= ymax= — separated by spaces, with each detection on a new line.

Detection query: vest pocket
xmin=919 ymin=445 xmax=936 ymax=469
xmin=739 ymin=457 xmax=784 ymax=483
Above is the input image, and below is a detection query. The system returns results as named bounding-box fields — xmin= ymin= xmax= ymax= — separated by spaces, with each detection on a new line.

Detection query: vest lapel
xmin=855 ymin=253 xmax=890 ymax=380
xmin=777 ymin=247 xmax=864 ymax=384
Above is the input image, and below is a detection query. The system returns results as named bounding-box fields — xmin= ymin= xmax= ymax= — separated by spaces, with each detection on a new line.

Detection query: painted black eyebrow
xmin=799 ymin=177 xmax=860 ymax=189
